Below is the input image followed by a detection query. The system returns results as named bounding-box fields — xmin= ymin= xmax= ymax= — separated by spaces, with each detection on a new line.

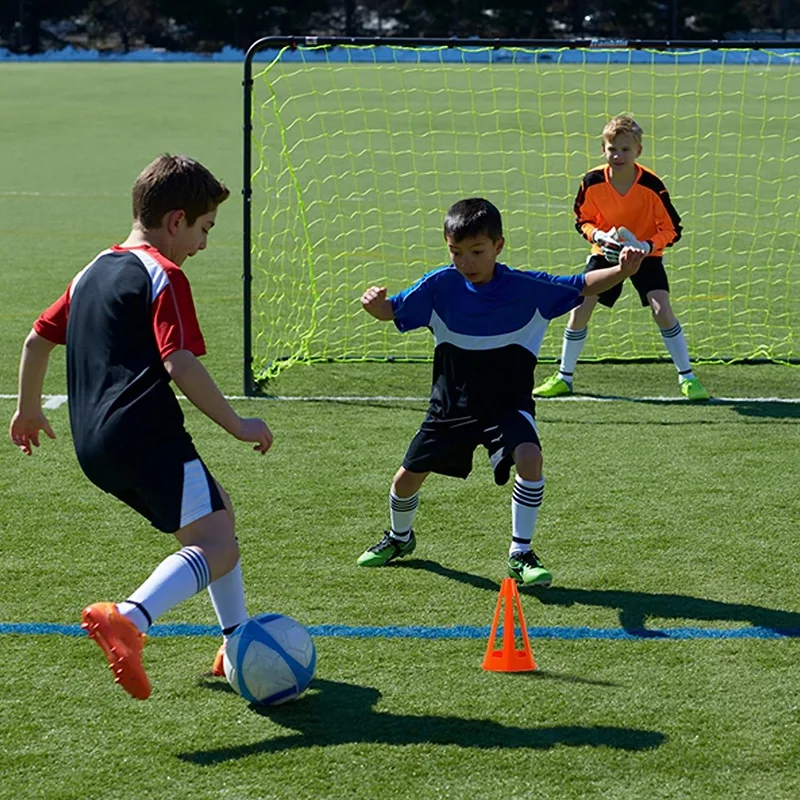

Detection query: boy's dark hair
xmin=443 ymin=198 xmax=503 ymax=242
xmin=132 ymin=154 xmax=230 ymax=228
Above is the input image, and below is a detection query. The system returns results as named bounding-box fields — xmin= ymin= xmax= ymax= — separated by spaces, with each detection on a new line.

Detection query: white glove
xmin=593 ymin=227 xmax=622 ymax=264
xmin=616 ymin=227 xmax=652 ymax=255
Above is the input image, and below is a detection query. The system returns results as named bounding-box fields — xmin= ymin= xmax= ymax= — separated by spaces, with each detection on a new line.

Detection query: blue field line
xmin=1 ymin=622 xmax=798 ymax=640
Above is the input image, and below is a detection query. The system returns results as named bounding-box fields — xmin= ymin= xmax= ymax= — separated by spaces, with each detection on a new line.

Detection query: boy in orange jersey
xmin=9 ymin=155 xmax=273 ymax=699
xmin=534 ymin=115 xmax=710 ymax=401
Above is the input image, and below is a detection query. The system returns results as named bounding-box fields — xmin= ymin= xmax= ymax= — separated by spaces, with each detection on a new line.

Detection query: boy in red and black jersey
xmin=10 ymin=155 xmax=273 ymax=699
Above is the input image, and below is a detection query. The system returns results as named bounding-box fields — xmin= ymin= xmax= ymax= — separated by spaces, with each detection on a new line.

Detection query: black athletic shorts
xmin=77 ymin=442 xmax=225 ymax=534
xmin=402 ymin=409 xmax=541 ymax=486
xmin=585 ymin=254 xmax=670 ymax=308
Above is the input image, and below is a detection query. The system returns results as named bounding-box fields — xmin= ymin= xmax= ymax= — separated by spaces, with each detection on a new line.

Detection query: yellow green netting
xmin=250 ymin=45 xmax=800 ymax=380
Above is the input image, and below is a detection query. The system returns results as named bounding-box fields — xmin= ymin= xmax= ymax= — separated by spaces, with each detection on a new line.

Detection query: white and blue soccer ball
xmin=223 ymin=613 xmax=317 ymax=705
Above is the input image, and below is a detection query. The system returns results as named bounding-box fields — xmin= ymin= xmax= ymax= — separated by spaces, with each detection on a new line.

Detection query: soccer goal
xmin=243 ymin=36 xmax=800 ymax=393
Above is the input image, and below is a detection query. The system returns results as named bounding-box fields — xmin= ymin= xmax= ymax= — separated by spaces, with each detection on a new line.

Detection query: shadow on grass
xmin=529 ymin=586 xmax=800 ymax=635
xmin=726 ymin=400 xmax=800 ymax=420
xmin=396 ymin=560 xmax=800 ymax=634
xmin=181 ymin=678 xmax=664 ymax=764
xmin=396 ymin=558 xmax=500 ymax=591
xmin=543 ymin=394 xmax=800 ymax=422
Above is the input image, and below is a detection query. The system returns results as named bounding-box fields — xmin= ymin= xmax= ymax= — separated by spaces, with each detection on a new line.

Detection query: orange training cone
xmin=482 ymin=577 xmax=537 ymax=672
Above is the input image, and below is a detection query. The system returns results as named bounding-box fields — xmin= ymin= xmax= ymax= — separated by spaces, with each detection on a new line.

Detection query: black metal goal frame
xmin=242 ymin=36 xmax=800 ymax=395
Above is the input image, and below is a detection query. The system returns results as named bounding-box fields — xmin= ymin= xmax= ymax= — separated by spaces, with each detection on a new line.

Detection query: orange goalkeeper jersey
xmin=574 ymin=164 xmax=682 ymax=257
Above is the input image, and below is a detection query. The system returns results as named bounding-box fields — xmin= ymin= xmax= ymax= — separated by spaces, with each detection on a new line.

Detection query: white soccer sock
xmin=558 ymin=328 xmax=588 ymax=383
xmin=509 ymin=477 xmax=544 ymax=555
xmin=660 ymin=321 xmax=694 ymax=381
xmin=207 ymin=560 xmax=248 ymax=639
xmin=390 ymin=490 xmax=419 ymax=540
xmin=118 ymin=546 xmax=211 ymax=634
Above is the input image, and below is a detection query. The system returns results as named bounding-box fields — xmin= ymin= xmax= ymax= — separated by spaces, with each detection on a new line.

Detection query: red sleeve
xmin=33 ymin=286 xmax=71 ymax=345
xmin=151 ymin=268 xmax=206 ymax=359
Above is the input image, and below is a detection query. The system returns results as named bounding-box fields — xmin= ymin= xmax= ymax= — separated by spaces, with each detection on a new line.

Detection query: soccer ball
xmin=223 ymin=613 xmax=317 ymax=705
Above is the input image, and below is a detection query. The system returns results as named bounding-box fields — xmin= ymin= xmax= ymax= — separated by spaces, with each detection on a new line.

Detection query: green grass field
xmin=1 ymin=60 xmax=799 ymax=800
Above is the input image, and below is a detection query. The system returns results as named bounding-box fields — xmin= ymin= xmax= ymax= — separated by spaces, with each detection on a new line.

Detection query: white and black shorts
xmin=82 ymin=450 xmax=225 ymax=534
xmin=402 ymin=409 xmax=541 ymax=486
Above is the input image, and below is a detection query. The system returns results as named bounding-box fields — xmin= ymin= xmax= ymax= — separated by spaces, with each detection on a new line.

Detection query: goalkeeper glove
xmin=593 ymin=227 xmax=622 ymax=264
xmin=616 ymin=227 xmax=653 ymax=255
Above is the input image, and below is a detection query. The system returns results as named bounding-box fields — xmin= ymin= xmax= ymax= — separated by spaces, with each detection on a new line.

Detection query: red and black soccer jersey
xmin=574 ymin=164 xmax=682 ymax=256
xmin=34 ymin=245 xmax=206 ymax=482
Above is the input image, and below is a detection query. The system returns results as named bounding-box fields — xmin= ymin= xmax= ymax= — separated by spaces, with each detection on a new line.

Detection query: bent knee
xmin=392 ymin=467 xmax=427 ymax=496
xmin=176 ymin=509 xmax=239 ymax=580
xmin=513 ymin=443 xmax=543 ymax=480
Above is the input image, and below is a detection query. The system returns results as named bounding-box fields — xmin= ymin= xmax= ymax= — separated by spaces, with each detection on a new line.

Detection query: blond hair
xmin=602 ymin=115 xmax=644 ymax=144
xmin=132 ymin=154 xmax=230 ymax=228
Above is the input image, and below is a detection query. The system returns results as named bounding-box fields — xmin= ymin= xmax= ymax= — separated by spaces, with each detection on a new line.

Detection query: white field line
xmin=2 ymin=394 xmax=799 ymax=410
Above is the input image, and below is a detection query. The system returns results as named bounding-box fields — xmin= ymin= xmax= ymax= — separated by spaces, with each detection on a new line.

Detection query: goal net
xmin=245 ymin=39 xmax=800 ymax=385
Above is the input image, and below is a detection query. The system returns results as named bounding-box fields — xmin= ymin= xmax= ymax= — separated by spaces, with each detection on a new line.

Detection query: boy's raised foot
xmin=533 ymin=374 xmax=573 ymax=398
xmin=357 ymin=530 xmax=416 ymax=567
xmin=81 ymin=602 xmax=150 ymax=700
xmin=508 ymin=551 xmax=553 ymax=587
xmin=680 ymin=377 xmax=710 ymax=401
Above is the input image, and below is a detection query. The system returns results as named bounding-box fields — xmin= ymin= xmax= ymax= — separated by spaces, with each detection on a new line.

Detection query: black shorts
xmin=585 ymin=254 xmax=670 ymax=308
xmin=78 ymin=445 xmax=225 ymax=534
xmin=402 ymin=410 xmax=541 ymax=486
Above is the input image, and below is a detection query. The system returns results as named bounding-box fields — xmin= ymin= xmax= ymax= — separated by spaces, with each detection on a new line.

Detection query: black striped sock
xmin=176 ymin=546 xmax=211 ymax=593
xmin=390 ymin=490 xmax=419 ymax=537
xmin=510 ymin=477 xmax=544 ymax=554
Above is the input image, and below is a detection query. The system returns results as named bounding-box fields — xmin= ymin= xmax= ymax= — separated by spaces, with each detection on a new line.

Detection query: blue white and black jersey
xmin=391 ymin=263 xmax=585 ymax=421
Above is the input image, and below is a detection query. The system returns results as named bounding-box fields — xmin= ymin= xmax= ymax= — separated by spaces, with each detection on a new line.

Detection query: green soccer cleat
xmin=533 ymin=374 xmax=573 ymax=398
xmin=508 ymin=551 xmax=553 ymax=587
xmin=357 ymin=531 xmax=416 ymax=567
xmin=680 ymin=377 xmax=710 ymax=401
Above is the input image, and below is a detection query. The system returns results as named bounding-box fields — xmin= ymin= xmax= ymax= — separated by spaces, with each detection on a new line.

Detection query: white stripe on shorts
xmin=180 ymin=459 xmax=214 ymax=529
xmin=517 ymin=409 xmax=539 ymax=437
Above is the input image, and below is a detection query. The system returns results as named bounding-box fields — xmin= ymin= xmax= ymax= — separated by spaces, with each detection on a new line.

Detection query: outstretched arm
xmin=361 ymin=286 xmax=394 ymax=321
xmin=9 ymin=330 xmax=58 ymax=455
xmin=581 ymin=246 xmax=646 ymax=296
xmin=163 ymin=349 xmax=273 ymax=454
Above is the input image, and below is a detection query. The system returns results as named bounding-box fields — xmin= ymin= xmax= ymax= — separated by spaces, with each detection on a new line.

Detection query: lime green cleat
xmin=508 ymin=551 xmax=552 ymax=587
xmin=680 ymin=377 xmax=710 ymax=401
xmin=357 ymin=531 xmax=416 ymax=567
xmin=533 ymin=374 xmax=573 ymax=398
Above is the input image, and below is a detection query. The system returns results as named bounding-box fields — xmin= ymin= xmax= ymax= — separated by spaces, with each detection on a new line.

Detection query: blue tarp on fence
xmin=2 ymin=44 xmax=800 ymax=64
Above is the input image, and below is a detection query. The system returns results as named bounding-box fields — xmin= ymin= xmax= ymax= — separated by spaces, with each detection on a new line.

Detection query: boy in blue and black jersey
xmin=357 ymin=197 xmax=646 ymax=585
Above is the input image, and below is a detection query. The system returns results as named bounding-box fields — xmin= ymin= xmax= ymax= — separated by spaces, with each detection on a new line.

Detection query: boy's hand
xmin=361 ymin=286 xmax=394 ymax=320
xmin=616 ymin=227 xmax=653 ymax=255
xmin=9 ymin=410 xmax=56 ymax=456
xmin=235 ymin=417 xmax=273 ymax=454
xmin=618 ymin=245 xmax=646 ymax=277
xmin=593 ymin=228 xmax=622 ymax=264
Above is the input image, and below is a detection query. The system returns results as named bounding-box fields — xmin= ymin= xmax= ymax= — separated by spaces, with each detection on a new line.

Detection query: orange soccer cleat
xmin=211 ymin=643 xmax=226 ymax=677
xmin=81 ymin=602 xmax=151 ymax=700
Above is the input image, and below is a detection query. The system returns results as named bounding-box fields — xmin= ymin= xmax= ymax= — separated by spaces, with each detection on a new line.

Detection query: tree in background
xmin=1 ymin=0 xmax=797 ymax=53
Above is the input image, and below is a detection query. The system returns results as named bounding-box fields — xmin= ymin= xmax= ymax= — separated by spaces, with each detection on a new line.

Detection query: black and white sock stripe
xmin=564 ymin=327 xmax=588 ymax=341
xmin=176 ymin=546 xmax=211 ymax=593
xmin=390 ymin=492 xmax=419 ymax=513
xmin=660 ymin=321 xmax=682 ymax=340
xmin=512 ymin=480 xmax=544 ymax=509
xmin=123 ymin=599 xmax=152 ymax=628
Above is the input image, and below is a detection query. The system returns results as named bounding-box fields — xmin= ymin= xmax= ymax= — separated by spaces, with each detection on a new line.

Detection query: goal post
xmin=243 ymin=36 xmax=800 ymax=394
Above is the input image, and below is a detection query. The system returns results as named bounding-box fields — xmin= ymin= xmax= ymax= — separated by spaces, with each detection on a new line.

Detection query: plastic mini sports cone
xmin=482 ymin=578 xmax=536 ymax=672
